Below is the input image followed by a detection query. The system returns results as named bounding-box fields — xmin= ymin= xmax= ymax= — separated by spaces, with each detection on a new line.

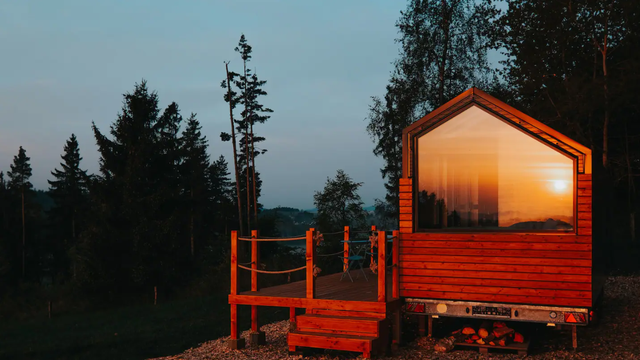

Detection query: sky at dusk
xmin=0 ymin=1 xmax=507 ymax=210
xmin=0 ymin=0 xmax=416 ymax=209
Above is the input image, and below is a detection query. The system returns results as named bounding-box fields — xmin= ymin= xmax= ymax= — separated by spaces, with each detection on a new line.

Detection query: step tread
xmin=299 ymin=314 xmax=383 ymax=322
xmin=289 ymin=330 xmax=377 ymax=341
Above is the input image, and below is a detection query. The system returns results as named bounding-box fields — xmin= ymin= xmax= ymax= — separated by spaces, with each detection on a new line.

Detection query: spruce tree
xmin=7 ymin=146 xmax=33 ymax=279
xmin=0 ymin=172 xmax=10 ymax=282
xmin=90 ymin=80 xmax=186 ymax=288
xmin=180 ymin=113 xmax=210 ymax=259
xmin=47 ymin=134 xmax=90 ymax=280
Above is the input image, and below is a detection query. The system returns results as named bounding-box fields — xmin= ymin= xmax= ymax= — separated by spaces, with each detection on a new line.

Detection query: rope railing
xmin=258 ymin=234 xmax=306 ymax=239
xmin=237 ymin=236 xmax=306 ymax=242
xmin=238 ymin=264 xmax=306 ymax=274
xmin=316 ymin=250 xmax=346 ymax=257
xmin=321 ymin=230 xmax=347 ymax=235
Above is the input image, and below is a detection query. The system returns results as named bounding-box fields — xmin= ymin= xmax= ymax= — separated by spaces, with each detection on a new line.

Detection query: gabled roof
xmin=402 ymin=87 xmax=592 ymax=176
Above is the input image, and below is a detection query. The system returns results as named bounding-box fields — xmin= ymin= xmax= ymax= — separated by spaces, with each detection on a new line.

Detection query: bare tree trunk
xmin=438 ymin=0 xmax=451 ymax=107
xmin=602 ymin=50 xmax=609 ymax=169
xmin=250 ymin=120 xmax=258 ymax=226
xmin=225 ymin=63 xmax=244 ymax=235
xmin=190 ymin=189 xmax=195 ymax=257
xmin=72 ymin=212 xmax=76 ymax=280
xmin=21 ymin=186 xmax=25 ymax=279
xmin=625 ymin=122 xmax=636 ymax=241
xmin=243 ymin=59 xmax=251 ymax=234
xmin=596 ymin=6 xmax=611 ymax=169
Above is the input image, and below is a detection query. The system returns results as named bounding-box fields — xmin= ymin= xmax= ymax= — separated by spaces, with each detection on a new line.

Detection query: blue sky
xmin=0 ymin=1 xmax=499 ymax=209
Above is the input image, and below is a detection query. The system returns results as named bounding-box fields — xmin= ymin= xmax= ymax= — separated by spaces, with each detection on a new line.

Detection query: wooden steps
xmin=288 ymin=313 xmax=389 ymax=359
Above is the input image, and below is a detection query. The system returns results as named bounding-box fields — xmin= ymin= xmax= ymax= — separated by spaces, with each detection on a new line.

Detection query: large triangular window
xmin=416 ymin=106 xmax=575 ymax=231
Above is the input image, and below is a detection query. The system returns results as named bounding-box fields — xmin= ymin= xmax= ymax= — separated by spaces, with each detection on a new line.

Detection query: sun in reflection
xmin=552 ymin=180 xmax=568 ymax=192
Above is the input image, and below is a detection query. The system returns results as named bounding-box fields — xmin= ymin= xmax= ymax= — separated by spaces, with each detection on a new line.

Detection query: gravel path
xmin=151 ymin=276 xmax=640 ymax=360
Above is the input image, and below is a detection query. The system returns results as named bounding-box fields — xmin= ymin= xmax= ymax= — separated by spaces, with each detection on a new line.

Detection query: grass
xmin=0 ymin=293 xmax=289 ymax=360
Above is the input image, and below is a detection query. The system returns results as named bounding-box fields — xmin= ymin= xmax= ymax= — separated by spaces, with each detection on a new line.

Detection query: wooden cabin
xmin=228 ymin=88 xmax=604 ymax=357
xmin=399 ymin=88 xmax=605 ymax=346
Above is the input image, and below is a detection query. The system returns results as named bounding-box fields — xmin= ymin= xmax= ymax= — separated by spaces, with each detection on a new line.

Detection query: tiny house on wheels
xmin=400 ymin=88 xmax=605 ymax=349
xmin=228 ymin=88 xmax=604 ymax=357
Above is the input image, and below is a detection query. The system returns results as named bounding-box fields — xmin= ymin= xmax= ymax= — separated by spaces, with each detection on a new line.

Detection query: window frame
xmin=411 ymin=105 xmax=578 ymax=234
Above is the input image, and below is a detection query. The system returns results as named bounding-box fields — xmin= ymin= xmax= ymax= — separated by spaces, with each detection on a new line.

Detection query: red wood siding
xmin=399 ymin=232 xmax=592 ymax=307
xmin=577 ymin=174 xmax=592 ymax=235
xmin=399 ymin=178 xmax=412 ymax=233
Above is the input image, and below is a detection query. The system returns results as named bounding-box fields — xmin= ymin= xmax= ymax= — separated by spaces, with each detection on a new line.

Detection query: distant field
xmin=0 ymin=294 xmax=288 ymax=360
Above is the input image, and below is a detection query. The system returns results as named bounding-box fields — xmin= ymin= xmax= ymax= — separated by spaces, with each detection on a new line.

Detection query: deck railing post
xmin=228 ymin=231 xmax=245 ymax=349
xmin=370 ymin=225 xmax=377 ymax=259
xmin=378 ymin=230 xmax=386 ymax=302
xmin=250 ymin=230 xmax=265 ymax=345
xmin=306 ymin=228 xmax=316 ymax=299
xmin=392 ymin=230 xmax=399 ymax=299
xmin=343 ymin=226 xmax=349 ymax=272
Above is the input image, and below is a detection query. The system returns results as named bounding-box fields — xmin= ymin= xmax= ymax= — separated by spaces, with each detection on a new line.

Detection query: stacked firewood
xmin=435 ymin=321 xmax=524 ymax=353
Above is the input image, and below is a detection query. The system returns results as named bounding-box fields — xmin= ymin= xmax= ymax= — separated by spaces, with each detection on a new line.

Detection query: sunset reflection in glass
xmin=417 ymin=106 xmax=574 ymax=230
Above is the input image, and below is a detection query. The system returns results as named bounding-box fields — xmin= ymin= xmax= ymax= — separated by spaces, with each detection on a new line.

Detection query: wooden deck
xmin=239 ymin=270 xmax=393 ymax=302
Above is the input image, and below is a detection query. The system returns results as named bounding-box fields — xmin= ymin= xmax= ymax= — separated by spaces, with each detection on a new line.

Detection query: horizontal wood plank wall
xmin=399 ymin=233 xmax=593 ymax=307
xmin=399 ymin=178 xmax=413 ymax=233
xmin=577 ymin=174 xmax=592 ymax=235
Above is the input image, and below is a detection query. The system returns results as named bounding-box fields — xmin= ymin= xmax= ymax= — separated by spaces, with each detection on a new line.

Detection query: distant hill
xmin=261 ymin=205 xmax=377 ymax=236
xmin=302 ymin=206 xmax=375 ymax=214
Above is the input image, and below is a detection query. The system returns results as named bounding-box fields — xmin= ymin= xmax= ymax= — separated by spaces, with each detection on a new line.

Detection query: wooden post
xmin=418 ymin=316 xmax=426 ymax=336
xmin=250 ymin=230 xmax=265 ymax=346
xmin=343 ymin=226 xmax=349 ymax=272
xmin=290 ymin=307 xmax=297 ymax=330
xmin=428 ymin=315 xmax=433 ymax=337
xmin=392 ymin=230 xmax=399 ymax=299
xmin=572 ymin=325 xmax=577 ymax=350
xmin=228 ymin=231 xmax=245 ymax=349
xmin=306 ymin=228 xmax=315 ymax=299
xmin=377 ymin=231 xmax=386 ymax=302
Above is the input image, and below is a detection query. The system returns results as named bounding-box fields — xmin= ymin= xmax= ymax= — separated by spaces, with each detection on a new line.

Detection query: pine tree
xmin=314 ymin=170 xmax=367 ymax=241
xmin=222 ymin=34 xmax=273 ymax=234
xmin=221 ymin=63 xmax=244 ymax=235
xmin=7 ymin=146 xmax=33 ymax=279
xmin=47 ymin=134 xmax=90 ymax=280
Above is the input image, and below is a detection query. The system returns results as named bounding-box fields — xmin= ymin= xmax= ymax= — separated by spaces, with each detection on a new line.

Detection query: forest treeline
xmin=1 ymin=0 xmax=640 ymax=304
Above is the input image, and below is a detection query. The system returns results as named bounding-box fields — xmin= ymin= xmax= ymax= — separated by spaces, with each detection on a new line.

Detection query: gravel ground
xmin=151 ymin=276 xmax=640 ymax=360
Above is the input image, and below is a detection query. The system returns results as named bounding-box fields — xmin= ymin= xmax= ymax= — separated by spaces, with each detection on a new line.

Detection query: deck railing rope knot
xmin=313 ymin=265 xmax=322 ymax=277
xmin=369 ymin=233 xmax=378 ymax=248
xmin=313 ymin=232 xmax=324 ymax=246
xmin=370 ymin=259 xmax=378 ymax=274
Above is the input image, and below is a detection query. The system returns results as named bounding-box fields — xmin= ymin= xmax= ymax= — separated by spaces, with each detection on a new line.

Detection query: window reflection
xmin=417 ymin=106 xmax=574 ymax=230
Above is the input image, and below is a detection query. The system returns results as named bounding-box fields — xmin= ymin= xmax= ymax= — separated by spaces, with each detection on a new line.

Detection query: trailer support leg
xmin=571 ymin=325 xmax=577 ymax=350
xmin=392 ymin=308 xmax=402 ymax=349
xmin=418 ymin=315 xmax=426 ymax=336
xmin=428 ymin=315 xmax=433 ymax=337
